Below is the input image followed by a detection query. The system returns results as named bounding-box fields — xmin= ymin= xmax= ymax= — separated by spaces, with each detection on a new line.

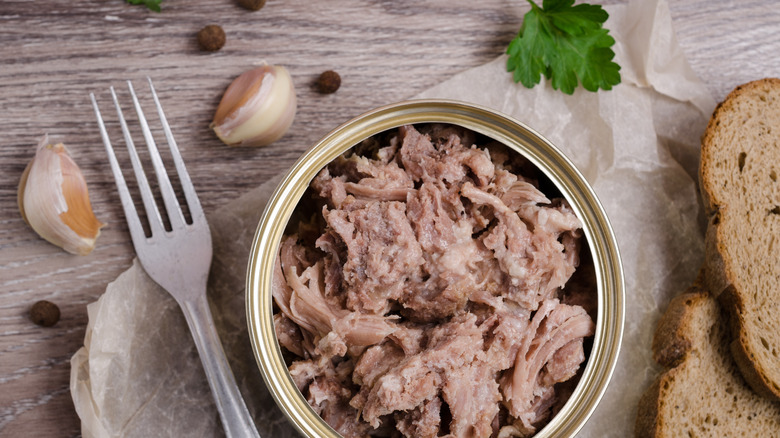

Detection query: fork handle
xmin=181 ymin=292 xmax=261 ymax=438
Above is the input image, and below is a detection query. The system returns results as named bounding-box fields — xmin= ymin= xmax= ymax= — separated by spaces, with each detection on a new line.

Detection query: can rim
xmin=246 ymin=99 xmax=625 ymax=437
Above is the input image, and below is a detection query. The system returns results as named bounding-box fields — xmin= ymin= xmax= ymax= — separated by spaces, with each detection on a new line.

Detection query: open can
xmin=246 ymin=100 xmax=624 ymax=437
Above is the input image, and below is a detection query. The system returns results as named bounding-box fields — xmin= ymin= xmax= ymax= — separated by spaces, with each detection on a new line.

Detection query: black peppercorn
xmin=316 ymin=70 xmax=341 ymax=94
xmin=197 ymin=25 xmax=226 ymax=52
xmin=237 ymin=0 xmax=266 ymax=11
xmin=30 ymin=300 xmax=60 ymax=327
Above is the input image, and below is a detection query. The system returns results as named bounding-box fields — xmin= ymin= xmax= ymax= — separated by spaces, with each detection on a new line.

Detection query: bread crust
xmin=699 ymin=77 xmax=780 ymax=401
xmin=635 ymin=289 xmax=708 ymax=438
xmin=634 ymin=374 xmax=663 ymax=438
xmin=719 ymin=285 xmax=780 ymax=400
xmin=701 ymin=215 xmax=730 ymax=297
xmin=651 ymin=295 xmax=694 ymax=368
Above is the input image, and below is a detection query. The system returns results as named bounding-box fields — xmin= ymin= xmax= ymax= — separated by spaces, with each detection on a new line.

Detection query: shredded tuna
xmin=274 ymin=124 xmax=597 ymax=437
xmin=395 ymin=396 xmax=442 ymax=438
xmin=323 ymin=201 xmax=424 ymax=314
xmin=502 ymin=300 xmax=595 ymax=430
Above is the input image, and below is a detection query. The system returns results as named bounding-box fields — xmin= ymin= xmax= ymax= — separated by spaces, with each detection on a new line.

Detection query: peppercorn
xmin=197 ymin=25 xmax=226 ymax=52
xmin=237 ymin=0 xmax=266 ymax=11
xmin=316 ymin=70 xmax=341 ymax=94
xmin=30 ymin=300 xmax=60 ymax=327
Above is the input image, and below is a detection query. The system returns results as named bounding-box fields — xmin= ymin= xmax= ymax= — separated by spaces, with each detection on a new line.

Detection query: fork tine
xmin=90 ymin=93 xmax=148 ymax=244
xmin=110 ymin=86 xmax=167 ymax=237
xmin=127 ymin=80 xmax=187 ymax=231
xmin=147 ymin=77 xmax=207 ymax=225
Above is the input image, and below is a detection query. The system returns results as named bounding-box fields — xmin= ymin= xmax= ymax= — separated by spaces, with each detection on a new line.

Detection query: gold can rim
xmin=246 ymin=99 xmax=625 ymax=438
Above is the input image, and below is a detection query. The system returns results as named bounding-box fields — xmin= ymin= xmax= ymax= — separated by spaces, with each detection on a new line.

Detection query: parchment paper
xmin=70 ymin=0 xmax=717 ymax=436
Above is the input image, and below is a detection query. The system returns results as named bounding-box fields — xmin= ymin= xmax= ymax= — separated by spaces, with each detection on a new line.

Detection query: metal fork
xmin=90 ymin=79 xmax=260 ymax=438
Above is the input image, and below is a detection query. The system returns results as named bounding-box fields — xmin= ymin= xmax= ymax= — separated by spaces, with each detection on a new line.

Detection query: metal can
xmin=246 ymin=99 xmax=624 ymax=437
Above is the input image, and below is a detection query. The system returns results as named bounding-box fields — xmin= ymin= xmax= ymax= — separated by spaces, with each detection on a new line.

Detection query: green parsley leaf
xmin=506 ymin=0 xmax=621 ymax=94
xmin=125 ymin=0 xmax=163 ymax=12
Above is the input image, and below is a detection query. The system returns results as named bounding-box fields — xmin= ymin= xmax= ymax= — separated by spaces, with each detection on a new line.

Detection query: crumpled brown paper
xmin=70 ymin=0 xmax=716 ymax=436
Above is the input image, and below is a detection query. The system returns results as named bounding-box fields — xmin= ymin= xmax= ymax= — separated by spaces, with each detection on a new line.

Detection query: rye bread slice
xmin=635 ymin=285 xmax=780 ymax=437
xmin=700 ymin=78 xmax=780 ymax=399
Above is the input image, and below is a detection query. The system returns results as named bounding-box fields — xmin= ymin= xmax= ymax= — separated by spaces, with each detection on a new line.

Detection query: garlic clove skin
xmin=211 ymin=65 xmax=297 ymax=147
xmin=18 ymin=137 xmax=105 ymax=256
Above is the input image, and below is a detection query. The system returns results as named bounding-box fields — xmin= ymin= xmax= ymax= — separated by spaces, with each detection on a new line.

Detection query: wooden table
xmin=1 ymin=0 xmax=778 ymax=435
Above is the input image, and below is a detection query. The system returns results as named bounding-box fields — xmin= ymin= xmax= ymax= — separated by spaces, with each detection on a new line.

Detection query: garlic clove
xmin=18 ymin=137 xmax=105 ymax=255
xmin=17 ymin=159 xmax=33 ymax=224
xmin=211 ymin=65 xmax=297 ymax=147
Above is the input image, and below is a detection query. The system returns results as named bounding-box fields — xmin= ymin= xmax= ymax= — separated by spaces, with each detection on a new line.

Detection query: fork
xmin=90 ymin=79 xmax=261 ymax=438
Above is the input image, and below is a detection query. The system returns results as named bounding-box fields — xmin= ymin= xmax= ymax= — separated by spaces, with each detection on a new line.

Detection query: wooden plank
xmin=0 ymin=0 xmax=778 ymax=435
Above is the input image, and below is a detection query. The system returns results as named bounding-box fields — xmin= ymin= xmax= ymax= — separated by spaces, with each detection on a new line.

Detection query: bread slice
xmin=635 ymin=285 xmax=780 ymax=437
xmin=699 ymin=78 xmax=780 ymax=399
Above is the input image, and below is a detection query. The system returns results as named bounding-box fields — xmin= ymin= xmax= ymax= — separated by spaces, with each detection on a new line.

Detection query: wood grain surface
xmin=1 ymin=0 xmax=778 ymax=436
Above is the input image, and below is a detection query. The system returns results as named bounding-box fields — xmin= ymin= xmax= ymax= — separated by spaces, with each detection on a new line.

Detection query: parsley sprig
xmin=125 ymin=0 xmax=163 ymax=12
xmin=506 ymin=0 xmax=621 ymax=94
